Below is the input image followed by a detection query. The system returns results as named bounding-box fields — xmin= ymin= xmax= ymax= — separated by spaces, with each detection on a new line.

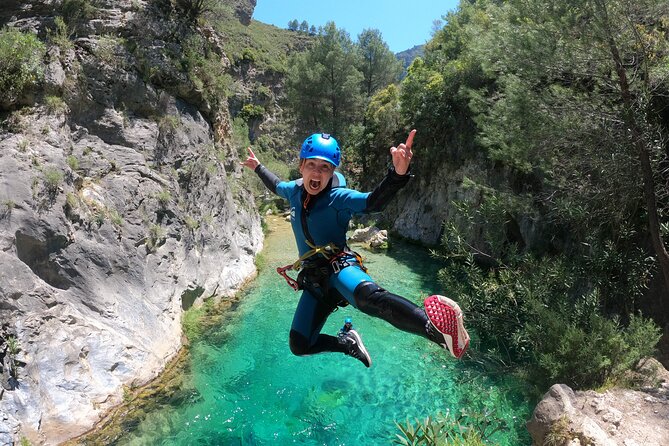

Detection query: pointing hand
xmin=390 ymin=129 xmax=416 ymax=175
xmin=240 ymin=146 xmax=260 ymax=170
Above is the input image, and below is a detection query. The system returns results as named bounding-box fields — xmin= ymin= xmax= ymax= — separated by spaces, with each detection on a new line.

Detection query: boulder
xmin=527 ymin=361 xmax=669 ymax=445
xmin=348 ymin=226 xmax=388 ymax=248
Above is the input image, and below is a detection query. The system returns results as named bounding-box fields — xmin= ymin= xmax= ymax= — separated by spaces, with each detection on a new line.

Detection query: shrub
xmin=66 ymin=155 xmax=79 ymax=171
xmin=184 ymin=215 xmax=199 ymax=230
xmin=109 ymin=208 xmax=123 ymax=226
xmin=156 ymin=189 xmax=171 ymax=207
xmin=175 ymin=0 xmax=213 ymax=23
xmin=60 ymin=0 xmax=98 ymax=28
xmin=394 ymin=409 xmax=506 ymax=446
xmin=0 ymin=28 xmax=46 ymax=106
xmin=438 ymin=240 xmax=662 ymax=391
xmin=49 ymin=16 xmax=73 ymax=50
xmin=240 ymin=47 xmax=257 ymax=63
xmin=94 ymin=35 xmax=125 ymax=69
xmin=147 ymin=224 xmax=165 ymax=252
xmin=42 ymin=168 xmax=64 ymax=195
xmin=180 ymin=34 xmax=232 ymax=109
xmin=238 ymin=104 xmax=264 ymax=121
xmin=45 ymin=95 xmax=67 ymax=114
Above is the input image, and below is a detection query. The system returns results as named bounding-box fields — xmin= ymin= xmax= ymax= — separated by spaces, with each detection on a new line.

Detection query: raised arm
xmin=365 ymin=130 xmax=416 ymax=212
xmin=240 ymin=146 xmax=281 ymax=194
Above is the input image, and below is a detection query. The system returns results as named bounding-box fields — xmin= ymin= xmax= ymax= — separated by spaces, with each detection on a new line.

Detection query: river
xmin=115 ymin=216 xmax=532 ymax=445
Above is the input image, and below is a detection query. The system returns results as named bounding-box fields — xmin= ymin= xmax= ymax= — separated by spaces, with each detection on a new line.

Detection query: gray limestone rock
xmin=527 ymin=366 xmax=669 ymax=446
xmin=0 ymin=2 xmax=263 ymax=441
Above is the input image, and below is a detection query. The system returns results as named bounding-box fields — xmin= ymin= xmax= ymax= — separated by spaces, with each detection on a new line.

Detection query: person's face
xmin=299 ymin=158 xmax=335 ymax=195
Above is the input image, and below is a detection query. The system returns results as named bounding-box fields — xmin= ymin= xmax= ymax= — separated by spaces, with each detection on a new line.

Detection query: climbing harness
xmin=276 ymin=241 xmax=367 ymax=291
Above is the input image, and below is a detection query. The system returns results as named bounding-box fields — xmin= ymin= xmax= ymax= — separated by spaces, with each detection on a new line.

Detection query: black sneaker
xmin=338 ymin=329 xmax=372 ymax=367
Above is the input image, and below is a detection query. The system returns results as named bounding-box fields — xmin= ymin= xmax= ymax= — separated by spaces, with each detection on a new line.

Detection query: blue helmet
xmin=300 ymin=133 xmax=341 ymax=167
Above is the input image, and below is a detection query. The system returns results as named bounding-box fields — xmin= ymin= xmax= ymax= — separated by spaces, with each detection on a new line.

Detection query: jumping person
xmin=241 ymin=130 xmax=469 ymax=367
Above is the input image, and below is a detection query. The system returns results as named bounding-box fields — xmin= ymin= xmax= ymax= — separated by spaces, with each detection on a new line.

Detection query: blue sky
xmin=252 ymin=0 xmax=460 ymax=53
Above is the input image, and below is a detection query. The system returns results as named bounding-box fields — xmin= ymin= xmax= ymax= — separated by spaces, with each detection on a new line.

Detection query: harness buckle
xmin=332 ymin=260 xmax=341 ymax=274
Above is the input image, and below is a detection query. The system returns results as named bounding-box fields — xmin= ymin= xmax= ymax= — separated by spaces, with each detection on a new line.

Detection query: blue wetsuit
xmin=255 ymin=165 xmax=435 ymax=357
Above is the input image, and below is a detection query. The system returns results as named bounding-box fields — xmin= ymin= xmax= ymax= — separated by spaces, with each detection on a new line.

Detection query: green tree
xmin=349 ymin=84 xmax=402 ymax=182
xmin=356 ymin=29 xmax=402 ymax=98
xmin=288 ymin=19 xmax=299 ymax=31
xmin=286 ymin=22 xmax=363 ymax=138
xmin=396 ymin=0 xmax=667 ymax=390
xmin=299 ymin=20 xmax=309 ymax=33
xmin=466 ymin=0 xmax=669 ymax=304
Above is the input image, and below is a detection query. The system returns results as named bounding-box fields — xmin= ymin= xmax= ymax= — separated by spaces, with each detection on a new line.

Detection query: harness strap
xmin=276 ymin=264 xmax=300 ymax=291
xmin=276 ymin=242 xmax=337 ymax=291
xmin=276 ymin=244 xmax=367 ymax=291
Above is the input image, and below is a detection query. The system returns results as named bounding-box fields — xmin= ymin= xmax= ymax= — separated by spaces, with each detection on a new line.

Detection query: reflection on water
xmin=117 ymin=217 xmax=531 ymax=445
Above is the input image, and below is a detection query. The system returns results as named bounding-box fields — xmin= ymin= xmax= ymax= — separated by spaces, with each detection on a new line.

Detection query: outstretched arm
xmin=365 ymin=130 xmax=416 ymax=213
xmin=240 ymin=146 xmax=281 ymax=194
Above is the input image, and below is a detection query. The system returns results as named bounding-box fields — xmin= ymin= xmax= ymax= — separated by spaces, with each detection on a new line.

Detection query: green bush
xmin=46 ymin=95 xmax=68 ymax=114
xmin=180 ymin=34 xmax=232 ymax=110
xmin=394 ymin=409 xmax=506 ymax=446
xmin=438 ymin=237 xmax=662 ymax=392
xmin=66 ymin=155 xmax=79 ymax=171
xmin=526 ymin=309 xmax=661 ymax=389
xmin=0 ymin=28 xmax=46 ymax=106
xmin=238 ymin=104 xmax=264 ymax=121
xmin=49 ymin=16 xmax=73 ymax=50
xmin=60 ymin=0 xmax=98 ymax=28
xmin=42 ymin=168 xmax=64 ymax=195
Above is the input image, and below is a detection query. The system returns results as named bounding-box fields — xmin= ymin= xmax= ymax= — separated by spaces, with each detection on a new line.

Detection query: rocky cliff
xmin=527 ymin=359 xmax=669 ymax=446
xmin=0 ymin=0 xmax=262 ymax=443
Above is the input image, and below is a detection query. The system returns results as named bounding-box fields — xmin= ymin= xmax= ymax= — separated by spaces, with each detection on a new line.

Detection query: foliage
xmin=175 ymin=0 xmax=214 ymax=23
xmin=350 ymin=84 xmax=402 ymax=182
xmin=147 ymin=224 xmax=165 ymax=252
xmin=0 ymin=28 xmax=46 ymax=106
xmin=394 ymin=408 xmax=508 ymax=446
xmin=45 ymin=95 xmax=67 ymax=114
xmin=42 ymin=168 xmax=64 ymax=196
xmin=66 ymin=155 xmax=79 ymax=171
xmin=436 ymin=196 xmax=661 ymax=390
xmin=208 ymin=4 xmax=307 ymax=74
xmin=60 ymin=0 xmax=98 ymax=30
xmin=5 ymin=335 xmax=20 ymax=379
xmin=544 ymin=416 xmax=571 ymax=446
xmin=180 ymin=33 xmax=232 ymax=110
xmin=286 ymin=22 xmax=364 ymax=138
xmin=238 ymin=104 xmax=265 ymax=121
xmin=156 ymin=189 xmax=171 ymax=208
xmin=49 ymin=16 xmax=73 ymax=50
xmin=232 ymin=116 xmax=251 ymax=151
xmin=356 ymin=29 xmax=403 ymax=98
xmin=94 ymin=35 xmax=126 ymax=69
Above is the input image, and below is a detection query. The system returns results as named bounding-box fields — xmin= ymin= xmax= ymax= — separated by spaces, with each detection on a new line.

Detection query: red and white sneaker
xmin=424 ymin=295 xmax=470 ymax=359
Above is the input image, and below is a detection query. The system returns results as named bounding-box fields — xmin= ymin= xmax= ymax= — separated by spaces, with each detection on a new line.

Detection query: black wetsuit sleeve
xmin=254 ymin=164 xmax=281 ymax=194
xmin=365 ymin=167 xmax=412 ymax=213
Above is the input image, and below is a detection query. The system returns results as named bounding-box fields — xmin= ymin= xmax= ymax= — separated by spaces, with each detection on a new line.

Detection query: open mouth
xmin=308 ymin=179 xmax=321 ymax=192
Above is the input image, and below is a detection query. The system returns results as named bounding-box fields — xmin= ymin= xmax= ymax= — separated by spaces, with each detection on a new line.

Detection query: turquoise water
xmin=118 ymin=218 xmax=532 ymax=445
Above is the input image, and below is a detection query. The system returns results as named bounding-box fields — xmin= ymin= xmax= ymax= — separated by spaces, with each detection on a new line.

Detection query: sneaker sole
xmin=424 ymin=295 xmax=470 ymax=359
xmin=347 ymin=329 xmax=372 ymax=367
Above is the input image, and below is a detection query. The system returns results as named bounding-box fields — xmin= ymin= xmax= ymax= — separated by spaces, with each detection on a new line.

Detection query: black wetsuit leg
xmin=289 ymin=290 xmax=346 ymax=356
xmin=353 ymin=281 xmax=432 ymax=340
